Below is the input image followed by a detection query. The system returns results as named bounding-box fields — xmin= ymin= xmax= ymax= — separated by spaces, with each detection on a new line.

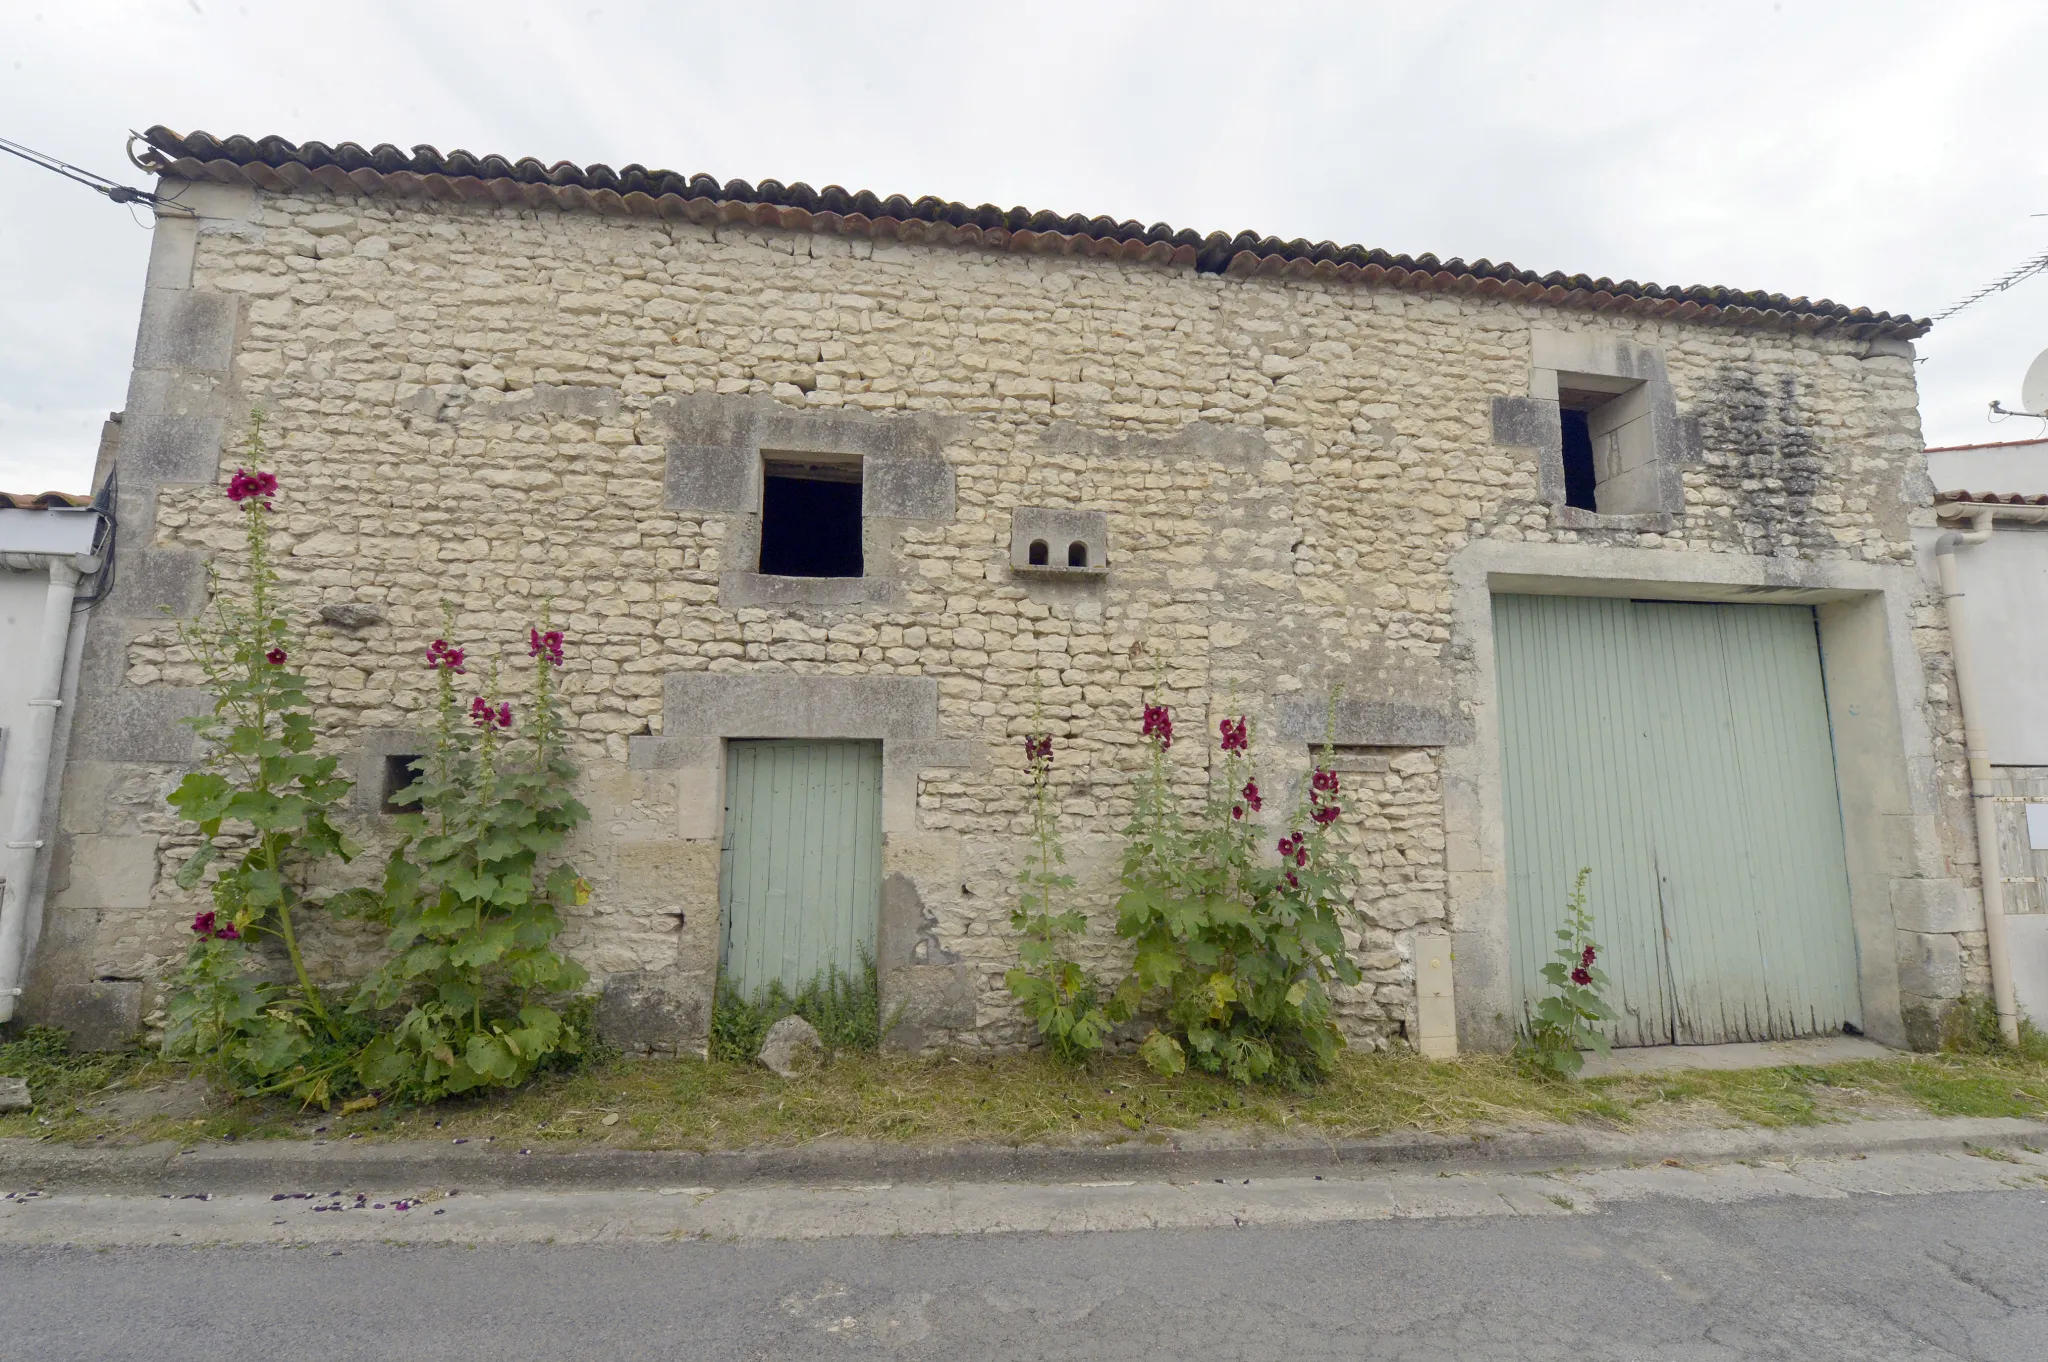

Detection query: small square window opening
xmin=759 ymin=457 xmax=863 ymax=578
xmin=381 ymin=754 xmax=425 ymax=813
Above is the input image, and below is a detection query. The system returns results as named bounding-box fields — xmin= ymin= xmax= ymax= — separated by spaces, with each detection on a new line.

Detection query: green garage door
xmin=1495 ymin=595 xmax=1861 ymax=1046
xmin=720 ymin=739 xmax=883 ymax=996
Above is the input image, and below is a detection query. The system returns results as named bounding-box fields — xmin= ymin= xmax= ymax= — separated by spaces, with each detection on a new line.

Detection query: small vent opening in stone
xmin=759 ymin=457 xmax=863 ymax=577
xmin=1028 ymin=539 xmax=1049 ymax=566
xmin=381 ymin=754 xmax=425 ymax=814
xmin=1067 ymin=541 xmax=1089 ymax=567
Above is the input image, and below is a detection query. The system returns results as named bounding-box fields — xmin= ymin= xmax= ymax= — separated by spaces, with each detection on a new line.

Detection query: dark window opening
xmin=1028 ymin=539 xmax=1049 ymax=566
xmin=381 ymin=754 xmax=424 ymax=814
xmin=1559 ymin=406 xmax=1598 ymax=512
xmin=1067 ymin=541 xmax=1089 ymax=568
xmin=759 ymin=460 xmax=863 ymax=577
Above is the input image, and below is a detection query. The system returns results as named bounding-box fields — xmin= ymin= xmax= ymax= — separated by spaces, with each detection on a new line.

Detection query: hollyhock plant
xmin=165 ymin=413 xmax=360 ymax=1106
xmin=1524 ymin=867 xmax=1616 ymax=1078
xmin=352 ymin=601 xmax=590 ymax=1101
xmin=1006 ymin=690 xmax=1117 ymax=1063
xmin=1115 ymin=690 xmax=1360 ymax=1087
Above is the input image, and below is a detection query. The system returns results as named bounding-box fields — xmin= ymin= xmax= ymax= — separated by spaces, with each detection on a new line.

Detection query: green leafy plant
xmin=1004 ymin=720 xmax=1120 ymax=1064
xmin=161 ymin=421 xmax=367 ymax=1104
xmin=1939 ymin=993 xmax=2048 ymax=1062
xmin=345 ymin=608 xmax=591 ymax=1100
xmin=709 ymin=954 xmax=883 ymax=1064
xmin=1115 ymin=699 xmax=1362 ymax=1088
xmin=1520 ymin=867 xmax=1616 ymax=1079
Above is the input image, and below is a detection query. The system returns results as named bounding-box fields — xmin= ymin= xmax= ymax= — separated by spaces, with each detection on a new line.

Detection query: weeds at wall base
xmin=708 ymin=957 xmax=884 ymax=1064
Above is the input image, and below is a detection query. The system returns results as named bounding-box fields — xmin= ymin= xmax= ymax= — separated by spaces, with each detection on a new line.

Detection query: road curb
xmin=5 ymin=1115 xmax=2046 ymax=1194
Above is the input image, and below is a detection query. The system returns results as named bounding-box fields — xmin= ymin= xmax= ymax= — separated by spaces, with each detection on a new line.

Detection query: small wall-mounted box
xmin=1010 ymin=508 xmax=1109 ymax=577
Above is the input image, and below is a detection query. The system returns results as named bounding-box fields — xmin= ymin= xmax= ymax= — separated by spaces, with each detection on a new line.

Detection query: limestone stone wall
xmin=30 ymin=176 xmax=1967 ymax=1054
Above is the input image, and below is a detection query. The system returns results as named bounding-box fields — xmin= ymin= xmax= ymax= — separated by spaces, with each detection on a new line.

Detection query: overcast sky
xmin=3 ymin=0 xmax=2044 ymax=493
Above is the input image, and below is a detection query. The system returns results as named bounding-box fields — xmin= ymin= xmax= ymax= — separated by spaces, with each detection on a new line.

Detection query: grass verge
xmin=8 ymin=1025 xmax=2048 ymax=1153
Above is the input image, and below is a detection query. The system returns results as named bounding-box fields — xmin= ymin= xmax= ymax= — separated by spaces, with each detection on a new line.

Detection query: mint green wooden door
xmin=719 ymin=740 xmax=884 ymax=996
xmin=1495 ymin=595 xmax=1861 ymax=1046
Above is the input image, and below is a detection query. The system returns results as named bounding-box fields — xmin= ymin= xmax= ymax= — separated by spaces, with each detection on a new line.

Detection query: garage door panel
xmin=1498 ymin=595 xmax=1673 ymax=1048
xmin=1497 ymin=595 xmax=1860 ymax=1047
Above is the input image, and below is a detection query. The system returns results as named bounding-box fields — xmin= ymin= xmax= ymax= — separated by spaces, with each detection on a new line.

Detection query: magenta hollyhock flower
xmin=1241 ymin=779 xmax=1262 ymax=812
xmin=1218 ymin=717 xmax=1248 ymax=753
xmin=1311 ymin=804 xmax=1341 ymax=826
xmin=1141 ymin=703 xmax=1173 ymax=749
xmin=1581 ymin=945 xmax=1596 ymax=968
xmin=216 ymin=923 xmax=240 ymax=940
xmin=191 ymin=910 xmax=217 ymax=937
xmin=265 ymin=648 xmax=287 ymax=665
xmin=426 ymin=639 xmax=467 ymax=674
xmin=470 ymin=698 xmax=513 ymax=730
xmin=1285 ymin=871 xmax=1299 ymax=890
xmin=528 ymin=628 xmax=565 ymax=666
xmin=1023 ymin=734 xmax=1053 ymax=765
xmin=226 ymin=468 xmax=278 ymax=509
xmin=1312 ymin=768 xmax=1340 ymax=795
xmin=1571 ymin=967 xmax=1592 ymax=987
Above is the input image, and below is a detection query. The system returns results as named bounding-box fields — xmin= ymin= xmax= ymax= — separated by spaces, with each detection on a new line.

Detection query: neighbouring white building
xmin=1926 ymin=435 xmax=2048 ymax=1029
xmin=0 ymin=490 xmax=109 ymax=1033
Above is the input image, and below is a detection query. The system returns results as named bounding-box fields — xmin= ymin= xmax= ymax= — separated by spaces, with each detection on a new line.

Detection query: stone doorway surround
xmin=1444 ymin=539 xmax=1966 ymax=1053
xmin=600 ymin=671 xmax=977 ymax=1055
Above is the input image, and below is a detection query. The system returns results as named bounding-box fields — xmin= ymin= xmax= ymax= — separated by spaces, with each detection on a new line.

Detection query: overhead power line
xmin=0 ymin=133 xmax=195 ymax=215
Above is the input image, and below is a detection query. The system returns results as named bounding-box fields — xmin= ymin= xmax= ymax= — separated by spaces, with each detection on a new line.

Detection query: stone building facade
xmin=16 ymin=127 xmax=1986 ymax=1055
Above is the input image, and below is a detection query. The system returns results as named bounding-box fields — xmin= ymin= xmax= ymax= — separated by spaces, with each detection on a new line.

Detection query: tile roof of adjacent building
xmin=1924 ymin=437 xmax=2048 ymax=453
xmin=136 ymin=126 xmax=1931 ymax=342
xmin=1934 ymin=489 xmax=2048 ymax=507
xmin=0 ymin=492 xmax=91 ymax=509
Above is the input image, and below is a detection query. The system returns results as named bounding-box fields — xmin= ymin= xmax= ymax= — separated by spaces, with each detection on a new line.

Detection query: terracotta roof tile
xmin=136 ymin=127 xmax=1930 ymax=342
xmin=1924 ymin=437 xmax=2048 ymax=453
xmin=0 ymin=491 xmax=91 ymax=509
xmin=1934 ymin=489 xmax=2048 ymax=506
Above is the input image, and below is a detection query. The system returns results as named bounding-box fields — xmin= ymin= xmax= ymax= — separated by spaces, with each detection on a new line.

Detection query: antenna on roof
xmin=0 ymin=134 xmax=195 ymax=216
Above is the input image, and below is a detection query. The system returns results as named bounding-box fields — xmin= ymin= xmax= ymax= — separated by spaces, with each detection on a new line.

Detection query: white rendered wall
xmin=1949 ymin=525 xmax=2048 ymax=765
xmin=1927 ymin=440 xmax=2048 ymax=497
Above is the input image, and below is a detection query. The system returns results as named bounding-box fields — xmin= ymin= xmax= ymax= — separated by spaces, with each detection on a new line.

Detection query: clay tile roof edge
xmin=1924 ymin=437 xmax=2048 ymax=453
xmin=135 ymin=126 xmax=1931 ymax=341
xmin=0 ymin=492 xmax=92 ymax=510
xmin=1933 ymin=490 xmax=2048 ymax=507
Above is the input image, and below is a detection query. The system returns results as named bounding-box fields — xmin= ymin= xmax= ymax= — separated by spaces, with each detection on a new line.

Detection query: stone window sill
xmin=717 ymin=572 xmax=900 ymax=608
xmin=1552 ymin=506 xmax=1676 ymax=534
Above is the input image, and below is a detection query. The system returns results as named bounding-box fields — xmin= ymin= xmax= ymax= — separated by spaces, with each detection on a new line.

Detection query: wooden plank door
xmin=1495 ymin=594 xmax=1862 ymax=1045
xmin=719 ymin=739 xmax=884 ymax=997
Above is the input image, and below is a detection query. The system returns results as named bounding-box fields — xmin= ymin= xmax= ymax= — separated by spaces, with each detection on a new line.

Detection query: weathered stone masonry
xmin=19 ymin=133 xmax=1986 ymax=1054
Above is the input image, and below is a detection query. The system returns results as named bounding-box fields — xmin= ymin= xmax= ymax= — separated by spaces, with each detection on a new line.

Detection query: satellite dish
xmin=2024 ymin=348 xmax=2048 ymax=415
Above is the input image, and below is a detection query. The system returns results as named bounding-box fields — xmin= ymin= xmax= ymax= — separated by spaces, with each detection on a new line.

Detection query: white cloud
xmin=4 ymin=0 xmax=2043 ymax=490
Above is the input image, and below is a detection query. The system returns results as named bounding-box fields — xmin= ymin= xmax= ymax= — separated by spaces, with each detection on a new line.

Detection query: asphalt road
xmin=5 ymin=1185 xmax=2046 ymax=1361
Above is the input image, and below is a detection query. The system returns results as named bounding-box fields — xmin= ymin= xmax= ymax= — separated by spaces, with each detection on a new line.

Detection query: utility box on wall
xmin=1010 ymin=508 xmax=1109 ymax=576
